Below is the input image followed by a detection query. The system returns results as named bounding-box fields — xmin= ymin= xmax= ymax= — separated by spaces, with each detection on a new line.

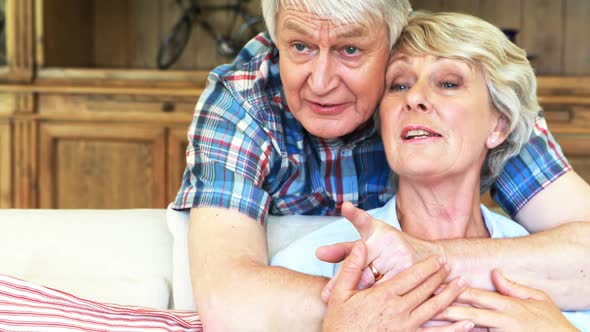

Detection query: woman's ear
xmin=486 ymin=114 xmax=509 ymax=149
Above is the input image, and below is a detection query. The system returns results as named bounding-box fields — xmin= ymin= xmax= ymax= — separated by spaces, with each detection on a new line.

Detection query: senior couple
xmin=0 ymin=0 xmax=586 ymax=330
xmin=174 ymin=0 xmax=590 ymax=331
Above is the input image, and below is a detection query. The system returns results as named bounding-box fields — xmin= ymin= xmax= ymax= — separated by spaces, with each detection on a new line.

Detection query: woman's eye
xmin=441 ymin=81 xmax=459 ymax=89
xmin=343 ymin=46 xmax=359 ymax=55
xmin=292 ymin=42 xmax=307 ymax=52
xmin=391 ymin=83 xmax=409 ymax=91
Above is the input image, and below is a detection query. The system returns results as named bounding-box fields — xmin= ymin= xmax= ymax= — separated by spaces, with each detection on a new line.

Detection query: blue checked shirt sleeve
xmin=491 ymin=113 xmax=572 ymax=216
xmin=172 ymin=76 xmax=275 ymax=223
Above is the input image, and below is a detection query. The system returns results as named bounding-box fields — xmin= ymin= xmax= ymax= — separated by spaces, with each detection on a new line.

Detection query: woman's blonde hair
xmin=392 ymin=11 xmax=539 ymax=192
xmin=261 ymin=0 xmax=412 ymax=48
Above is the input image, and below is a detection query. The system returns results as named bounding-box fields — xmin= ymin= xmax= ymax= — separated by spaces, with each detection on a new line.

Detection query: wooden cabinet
xmin=0 ymin=0 xmax=34 ymax=82
xmin=1 ymin=0 xmax=590 ymax=209
xmin=0 ymin=0 xmax=216 ymax=208
xmin=0 ymin=120 xmax=11 ymax=207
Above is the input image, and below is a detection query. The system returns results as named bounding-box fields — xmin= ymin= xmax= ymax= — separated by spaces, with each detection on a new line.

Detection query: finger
xmin=385 ymin=256 xmax=444 ymax=295
xmin=417 ymin=320 xmax=475 ymax=332
xmin=321 ymin=268 xmax=338 ymax=302
xmin=411 ymin=276 xmax=467 ymax=324
xmin=341 ymin=201 xmax=375 ymax=239
xmin=491 ymin=269 xmax=547 ymax=301
xmin=320 ymin=242 xmax=372 ymax=302
xmin=435 ymin=305 xmax=504 ymax=328
xmin=357 ymin=266 xmax=377 ymax=290
xmin=452 ymin=287 xmax=511 ymax=311
xmin=329 ymin=241 xmax=367 ymax=305
xmin=404 ymin=263 xmax=451 ymax=308
xmin=315 ymin=241 xmax=355 ymax=263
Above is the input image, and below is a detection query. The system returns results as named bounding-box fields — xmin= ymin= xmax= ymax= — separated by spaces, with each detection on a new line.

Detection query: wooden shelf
xmin=0 ymin=82 xmax=204 ymax=97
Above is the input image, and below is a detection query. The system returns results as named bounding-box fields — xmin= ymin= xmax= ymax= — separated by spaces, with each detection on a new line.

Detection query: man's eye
xmin=343 ymin=46 xmax=359 ymax=55
xmin=292 ymin=42 xmax=307 ymax=52
xmin=441 ymin=81 xmax=458 ymax=89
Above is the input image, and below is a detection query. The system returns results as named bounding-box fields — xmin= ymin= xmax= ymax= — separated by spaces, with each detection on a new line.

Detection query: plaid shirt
xmin=173 ymin=33 xmax=571 ymax=223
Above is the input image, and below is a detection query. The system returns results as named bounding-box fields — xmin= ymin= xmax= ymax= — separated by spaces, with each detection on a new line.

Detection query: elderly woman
xmin=271 ymin=11 xmax=589 ymax=331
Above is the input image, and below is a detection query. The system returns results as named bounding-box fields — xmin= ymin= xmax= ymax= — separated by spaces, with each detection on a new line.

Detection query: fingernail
xmin=463 ymin=321 xmax=475 ymax=331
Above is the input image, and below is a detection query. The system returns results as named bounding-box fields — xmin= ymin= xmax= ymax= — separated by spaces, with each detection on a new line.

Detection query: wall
xmin=41 ymin=0 xmax=263 ymax=70
xmin=411 ymin=0 xmax=590 ymax=75
xmin=38 ymin=0 xmax=590 ymax=74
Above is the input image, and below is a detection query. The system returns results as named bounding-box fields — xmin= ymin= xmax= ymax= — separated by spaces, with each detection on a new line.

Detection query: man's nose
xmin=308 ymin=51 xmax=339 ymax=95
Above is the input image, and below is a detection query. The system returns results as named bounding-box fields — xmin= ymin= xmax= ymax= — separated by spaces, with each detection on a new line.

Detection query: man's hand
xmin=317 ymin=201 xmax=441 ymax=301
xmin=323 ymin=241 xmax=472 ymax=332
xmin=435 ymin=270 xmax=579 ymax=331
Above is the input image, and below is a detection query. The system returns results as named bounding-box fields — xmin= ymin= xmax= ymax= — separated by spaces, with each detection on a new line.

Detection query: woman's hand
xmin=436 ymin=270 xmax=579 ymax=331
xmin=323 ymin=240 xmax=473 ymax=332
xmin=317 ymin=201 xmax=441 ymax=301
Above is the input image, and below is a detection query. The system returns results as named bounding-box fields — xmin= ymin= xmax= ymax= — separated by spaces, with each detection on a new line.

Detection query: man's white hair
xmin=261 ymin=0 xmax=412 ymax=48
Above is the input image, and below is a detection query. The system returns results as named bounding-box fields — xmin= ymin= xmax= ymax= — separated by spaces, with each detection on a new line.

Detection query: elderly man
xmin=173 ymin=0 xmax=590 ymax=330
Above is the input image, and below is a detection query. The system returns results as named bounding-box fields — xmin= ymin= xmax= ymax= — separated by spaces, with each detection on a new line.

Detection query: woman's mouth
xmin=401 ymin=128 xmax=442 ymax=141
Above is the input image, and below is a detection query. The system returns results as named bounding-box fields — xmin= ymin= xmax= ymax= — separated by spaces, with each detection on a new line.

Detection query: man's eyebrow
xmin=283 ymin=20 xmax=369 ymax=39
xmin=335 ymin=26 xmax=370 ymax=39
xmin=283 ymin=21 xmax=313 ymax=37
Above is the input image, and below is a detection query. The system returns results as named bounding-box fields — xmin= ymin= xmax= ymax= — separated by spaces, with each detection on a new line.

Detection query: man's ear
xmin=486 ymin=114 xmax=509 ymax=149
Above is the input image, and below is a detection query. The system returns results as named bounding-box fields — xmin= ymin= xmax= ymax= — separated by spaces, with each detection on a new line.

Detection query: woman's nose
xmin=404 ymin=82 xmax=431 ymax=112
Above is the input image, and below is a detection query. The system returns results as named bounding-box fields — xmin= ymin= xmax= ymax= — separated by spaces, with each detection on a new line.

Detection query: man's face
xmin=275 ymin=6 xmax=390 ymax=139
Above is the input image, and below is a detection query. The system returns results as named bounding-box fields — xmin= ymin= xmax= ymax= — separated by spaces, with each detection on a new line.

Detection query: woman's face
xmin=380 ymin=53 xmax=503 ymax=181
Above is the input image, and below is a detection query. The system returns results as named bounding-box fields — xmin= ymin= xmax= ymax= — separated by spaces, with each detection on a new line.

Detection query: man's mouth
xmin=307 ymin=100 xmax=347 ymax=115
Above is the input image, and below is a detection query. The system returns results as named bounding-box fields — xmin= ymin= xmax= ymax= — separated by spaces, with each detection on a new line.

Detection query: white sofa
xmin=0 ymin=206 xmax=338 ymax=311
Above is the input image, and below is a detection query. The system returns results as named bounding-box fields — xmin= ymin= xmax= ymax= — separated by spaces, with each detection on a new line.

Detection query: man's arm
xmin=515 ymin=170 xmax=590 ymax=232
xmin=191 ymin=207 xmax=473 ymax=332
xmin=442 ymin=170 xmax=590 ymax=311
xmin=438 ymin=222 xmax=590 ymax=311
xmin=189 ymin=207 xmax=327 ymax=332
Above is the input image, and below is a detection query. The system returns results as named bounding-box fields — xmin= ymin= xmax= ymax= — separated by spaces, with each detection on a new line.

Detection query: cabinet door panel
xmin=39 ymin=123 xmax=166 ymax=208
xmin=0 ymin=121 xmax=11 ymax=207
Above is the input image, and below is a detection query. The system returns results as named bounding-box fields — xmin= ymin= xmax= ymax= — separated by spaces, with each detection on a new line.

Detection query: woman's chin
xmin=396 ymin=168 xmax=449 ymax=183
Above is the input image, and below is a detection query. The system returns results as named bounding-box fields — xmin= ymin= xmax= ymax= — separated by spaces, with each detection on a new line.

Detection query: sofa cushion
xmin=166 ymin=205 xmax=338 ymax=310
xmin=0 ymin=209 xmax=172 ymax=309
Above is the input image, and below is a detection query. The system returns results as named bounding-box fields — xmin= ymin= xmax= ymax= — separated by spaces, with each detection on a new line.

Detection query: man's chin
xmin=305 ymin=125 xmax=351 ymax=139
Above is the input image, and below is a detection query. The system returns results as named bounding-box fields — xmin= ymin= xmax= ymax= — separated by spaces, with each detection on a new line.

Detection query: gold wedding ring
xmin=368 ymin=262 xmax=383 ymax=282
